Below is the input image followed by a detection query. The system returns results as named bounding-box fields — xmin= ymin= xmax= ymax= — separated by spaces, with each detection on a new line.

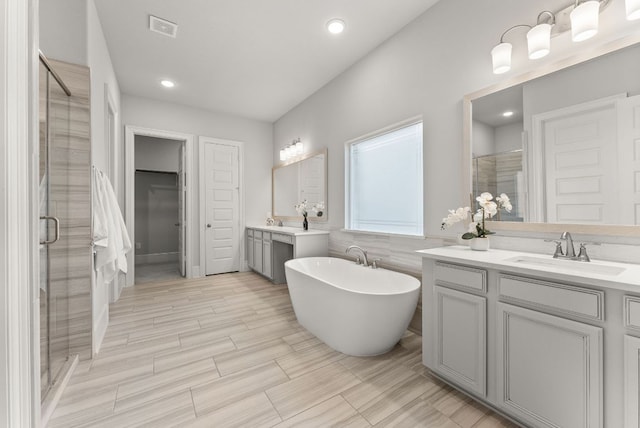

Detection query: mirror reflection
xmin=471 ymin=42 xmax=640 ymax=226
xmin=273 ymin=150 xmax=327 ymax=219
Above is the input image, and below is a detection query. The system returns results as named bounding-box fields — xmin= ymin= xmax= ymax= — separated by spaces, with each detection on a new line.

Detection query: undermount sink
xmin=506 ymin=255 xmax=626 ymax=276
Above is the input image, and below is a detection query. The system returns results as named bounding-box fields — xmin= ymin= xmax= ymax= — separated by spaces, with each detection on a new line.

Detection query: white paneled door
xmin=541 ymin=98 xmax=617 ymax=224
xmin=204 ymin=142 xmax=240 ymax=275
xmin=617 ymin=94 xmax=640 ymax=225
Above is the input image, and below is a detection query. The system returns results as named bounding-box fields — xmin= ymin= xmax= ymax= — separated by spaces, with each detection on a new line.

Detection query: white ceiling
xmin=93 ymin=0 xmax=441 ymax=123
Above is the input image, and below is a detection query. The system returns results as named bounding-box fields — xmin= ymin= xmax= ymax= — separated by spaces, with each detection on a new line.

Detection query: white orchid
xmin=441 ymin=207 xmax=471 ymax=230
xmin=476 ymin=192 xmax=493 ymax=207
xmin=294 ymin=200 xmax=308 ymax=217
xmin=496 ymin=193 xmax=512 ymax=212
xmin=442 ymin=192 xmax=512 ymax=240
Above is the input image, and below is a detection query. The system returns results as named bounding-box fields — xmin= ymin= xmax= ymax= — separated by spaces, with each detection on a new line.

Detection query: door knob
xmin=207 ymin=224 xmax=212 ymax=228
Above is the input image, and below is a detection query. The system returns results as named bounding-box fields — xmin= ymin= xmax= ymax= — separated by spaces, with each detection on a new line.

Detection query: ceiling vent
xmin=149 ymin=15 xmax=178 ymax=38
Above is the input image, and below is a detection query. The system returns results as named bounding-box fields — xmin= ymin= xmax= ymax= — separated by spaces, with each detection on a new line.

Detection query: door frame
xmin=198 ymin=136 xmax=245 ymax=275
xmin=124 ymin=125 xmax=194 ymax=286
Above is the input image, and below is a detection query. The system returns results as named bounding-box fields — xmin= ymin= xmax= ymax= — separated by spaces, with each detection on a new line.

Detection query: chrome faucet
xmin=560 ymin=231 xmax=576 ymax=258
xmin=346 ymin=245 xmax=368 ymax=267
xmin=546 ymin=232 xmax=598 ymax=262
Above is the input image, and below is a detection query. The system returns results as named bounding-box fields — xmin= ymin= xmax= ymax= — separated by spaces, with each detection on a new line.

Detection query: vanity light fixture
xmin=280 ymin=138 xmax=304 ymax=162
xmin=160 ymin=79 xmax=175 ymax=88
xmin=327 ymin=18 xmax=345 ymax=34
xmin=571 ymin=0 xmax=600 ymax=41
xmin=626 ymin=0 xmax=640 ymax=20
xmin=491 ymin=0 xmax=613 ymax=74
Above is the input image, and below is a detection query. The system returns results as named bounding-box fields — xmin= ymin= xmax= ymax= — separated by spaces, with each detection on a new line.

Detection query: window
xmin=346 ymin=120 xmax=423 ymax=236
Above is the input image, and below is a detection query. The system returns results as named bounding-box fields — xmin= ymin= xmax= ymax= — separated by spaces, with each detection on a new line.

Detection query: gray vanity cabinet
xmin=245 ymin=226 xmax=329 ymax=284
xmin=496 ymin=303 xmax=602 ymax=428
xmin=432 ymin=262 xmax=487 ymax=397
xmin=624 ymin=296 xmax=640 ymax=427
xmin=420 ymin=250 xmax=610 ymax=428
xmin=247 ymin=229 xmax=271 ymax=279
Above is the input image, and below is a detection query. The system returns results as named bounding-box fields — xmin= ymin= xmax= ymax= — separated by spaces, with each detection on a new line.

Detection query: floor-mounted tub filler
xmin=284 ymin=257 xmax=420 ymax=356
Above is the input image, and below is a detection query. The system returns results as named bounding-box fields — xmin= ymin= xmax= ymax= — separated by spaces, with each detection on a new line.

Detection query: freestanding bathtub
xmin=284 ymin=257 xmax=421 ymax=356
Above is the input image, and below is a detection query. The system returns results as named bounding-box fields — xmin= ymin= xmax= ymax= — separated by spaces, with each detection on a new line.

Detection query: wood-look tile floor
xmin=49 ymin=272 xmax=520 ymax=428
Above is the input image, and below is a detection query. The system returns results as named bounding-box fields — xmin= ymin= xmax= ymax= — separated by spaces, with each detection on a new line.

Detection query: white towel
xmin=93 ymin=168 xmax=132 ymax=285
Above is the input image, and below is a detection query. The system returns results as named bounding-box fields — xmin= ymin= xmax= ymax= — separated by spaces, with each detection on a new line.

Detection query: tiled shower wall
xmin=49 ymin=59 xmax=93 ymax=360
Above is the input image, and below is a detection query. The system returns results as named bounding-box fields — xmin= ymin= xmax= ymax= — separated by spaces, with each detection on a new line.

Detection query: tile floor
xmin=48 ymin=272 xmax=520 ymax=427
xmin=135 ymin=262 xmax=183 ymax=284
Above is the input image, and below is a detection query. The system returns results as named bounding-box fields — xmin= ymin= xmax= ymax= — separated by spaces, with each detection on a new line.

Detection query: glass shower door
xmin=39 ymin=58 xmax=71 ymax=398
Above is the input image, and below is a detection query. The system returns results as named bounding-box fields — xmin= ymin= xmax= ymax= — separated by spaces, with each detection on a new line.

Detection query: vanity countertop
xmin=417 ymin=245 xmax=640 ymax=292
xmin=247 ymin=224 xmax=330 ymax=236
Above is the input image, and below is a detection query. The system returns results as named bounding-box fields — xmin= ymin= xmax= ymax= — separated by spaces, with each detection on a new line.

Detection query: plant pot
xmin=469 ymin=237 xmax=490 ymax=251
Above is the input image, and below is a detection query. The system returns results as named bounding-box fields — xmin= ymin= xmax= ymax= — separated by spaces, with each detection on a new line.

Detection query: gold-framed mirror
xmin=272 ymin=149 xmax=327 ymax=221
xmin=463 ymin=36 xmax=640 ymax=237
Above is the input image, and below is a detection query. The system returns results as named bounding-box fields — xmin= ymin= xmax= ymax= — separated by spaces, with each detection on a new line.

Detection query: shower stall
xmin=38 ymin=54 xmax=93 ymax=407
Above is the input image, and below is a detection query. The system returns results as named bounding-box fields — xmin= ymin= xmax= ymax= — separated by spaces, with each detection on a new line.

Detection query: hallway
xmin=48 ymin=272 xmax=517 ymax=427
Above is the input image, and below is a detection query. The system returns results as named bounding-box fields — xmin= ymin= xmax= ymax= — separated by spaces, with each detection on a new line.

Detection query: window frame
xmin=344 ymin=116 xmax=424 ymax=237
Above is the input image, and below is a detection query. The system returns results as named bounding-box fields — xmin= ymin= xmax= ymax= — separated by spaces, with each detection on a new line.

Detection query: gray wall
xmin=122 ymin=94 xmax=273 ymax=275
xmin=135 ymin=136 xmax=181 ymax=172
xmin=134 ymin=172 xmax=179 ymax=256
xmin=272 ymin=0 xmax=640 ymax=272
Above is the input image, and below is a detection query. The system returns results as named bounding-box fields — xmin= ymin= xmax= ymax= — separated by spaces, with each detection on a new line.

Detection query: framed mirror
xmin=464 ymin=38 xmax=640 ymax=237
xmin=272 ymin=149 xmax=327 ymax=221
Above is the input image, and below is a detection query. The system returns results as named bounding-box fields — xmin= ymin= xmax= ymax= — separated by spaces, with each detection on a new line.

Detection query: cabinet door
xmin=253 ymin=237 xmax=263 ymax=273
xmin=434 ymin=286 xmax=486 ymax=396
xmin=497 ymin=303 xmax=603 ymax=428
xmin=262 ymin=240 xmax=272 ymax=279
xmin=625 ymin=335 xmax=640 ymax=428
xmin=247 ymin=234 xmax=254 ymax=269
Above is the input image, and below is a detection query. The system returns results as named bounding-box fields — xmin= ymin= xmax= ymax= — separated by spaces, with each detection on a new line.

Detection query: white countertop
xmin=247 ymin=224 xmax=330 ymax=236
xmin=417 ymin=245 xmax=640 ymax=291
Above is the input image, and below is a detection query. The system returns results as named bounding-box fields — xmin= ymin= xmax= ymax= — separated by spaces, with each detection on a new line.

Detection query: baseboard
xmin=135 ymin=252 xmax=179 ymax=265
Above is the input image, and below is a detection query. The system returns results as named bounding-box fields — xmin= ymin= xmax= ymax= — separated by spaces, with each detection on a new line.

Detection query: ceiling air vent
xmin=149 ymin=15 xmax=178 ymax=38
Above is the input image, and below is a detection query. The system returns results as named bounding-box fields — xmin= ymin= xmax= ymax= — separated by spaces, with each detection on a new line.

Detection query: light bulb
xmin=327 ymin=19 xmax=345 ymax=34
xmin=571 ymin=1 xmax=600 ymax=42
xmin=279 ymin=148 xmax=286 ymax=161
xmin=296 ymin=141 xmax=303 ymax=155
xmin=627 ymin=0 xmax=640 ymax=20
xmin=491 ymin=42 xmax=512 ymax=74
xmin=160 ymin=79 xmax=175 ymax=88
xmin=527 ymin=23 xmax=551 ymax=60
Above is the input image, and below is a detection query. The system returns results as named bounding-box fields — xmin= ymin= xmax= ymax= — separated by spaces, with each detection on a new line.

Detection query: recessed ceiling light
xmin=502 ymin=111 xmax=514 ymax=117
xmin=327 ymin=18 xmax=345 ymax=34
xmin=160 ymin=79 xmax=175 ymax=88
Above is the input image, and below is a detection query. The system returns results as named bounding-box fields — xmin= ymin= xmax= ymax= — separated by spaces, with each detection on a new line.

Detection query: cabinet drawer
xmin=498 ymin=274 xmax=604 ymax=321
xmin=263 ymin=232 xmax=271 ymax=242
xmin=247 ymin=228 xmax=254 ymax=237
xmin=434 ymin=262 xmax=487 ymax=293
xmin=624 ymin=296 xmax=640 ymax=330
xmin=272 ymin=233 xmax=293 ymax=244
xmin=253 ymin=230 xmax=263 ymax=239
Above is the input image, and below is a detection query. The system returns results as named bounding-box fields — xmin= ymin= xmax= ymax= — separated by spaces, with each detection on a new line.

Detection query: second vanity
xmin=418 ymin=245 xmax=640 ymax=428
xmin=246 ymin=225 xmax=329 ymax=283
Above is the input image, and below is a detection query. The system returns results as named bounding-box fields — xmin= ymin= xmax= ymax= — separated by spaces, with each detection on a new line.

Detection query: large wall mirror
xmin=464 ymin=38 xmax=640 ymax=236
xmin=273 ymin=149 xmax=327 ymax=220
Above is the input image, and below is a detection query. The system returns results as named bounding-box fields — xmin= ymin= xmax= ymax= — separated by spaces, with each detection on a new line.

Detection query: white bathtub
xmin=284 ymin=257 xmax=421 ymax=356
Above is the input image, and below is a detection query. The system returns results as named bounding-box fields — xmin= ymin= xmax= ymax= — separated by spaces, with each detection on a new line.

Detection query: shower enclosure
xmin=38 ymin=53 xmax=94 ymax=406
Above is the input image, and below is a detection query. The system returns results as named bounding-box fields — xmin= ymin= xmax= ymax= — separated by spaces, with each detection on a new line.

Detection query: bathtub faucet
xmin=346 ymin=245 xmax=368 ymax=267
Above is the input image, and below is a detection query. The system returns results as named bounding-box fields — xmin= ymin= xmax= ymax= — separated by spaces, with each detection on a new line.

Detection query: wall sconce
xmin=491 ymin=0 xmax=617 ymax=74
xmin=279 ymin=138 xmax=303 ymax=162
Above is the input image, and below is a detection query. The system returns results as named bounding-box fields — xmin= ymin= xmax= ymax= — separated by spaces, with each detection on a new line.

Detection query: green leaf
xmin=461 ymin=232 xmax=477 ymax=240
